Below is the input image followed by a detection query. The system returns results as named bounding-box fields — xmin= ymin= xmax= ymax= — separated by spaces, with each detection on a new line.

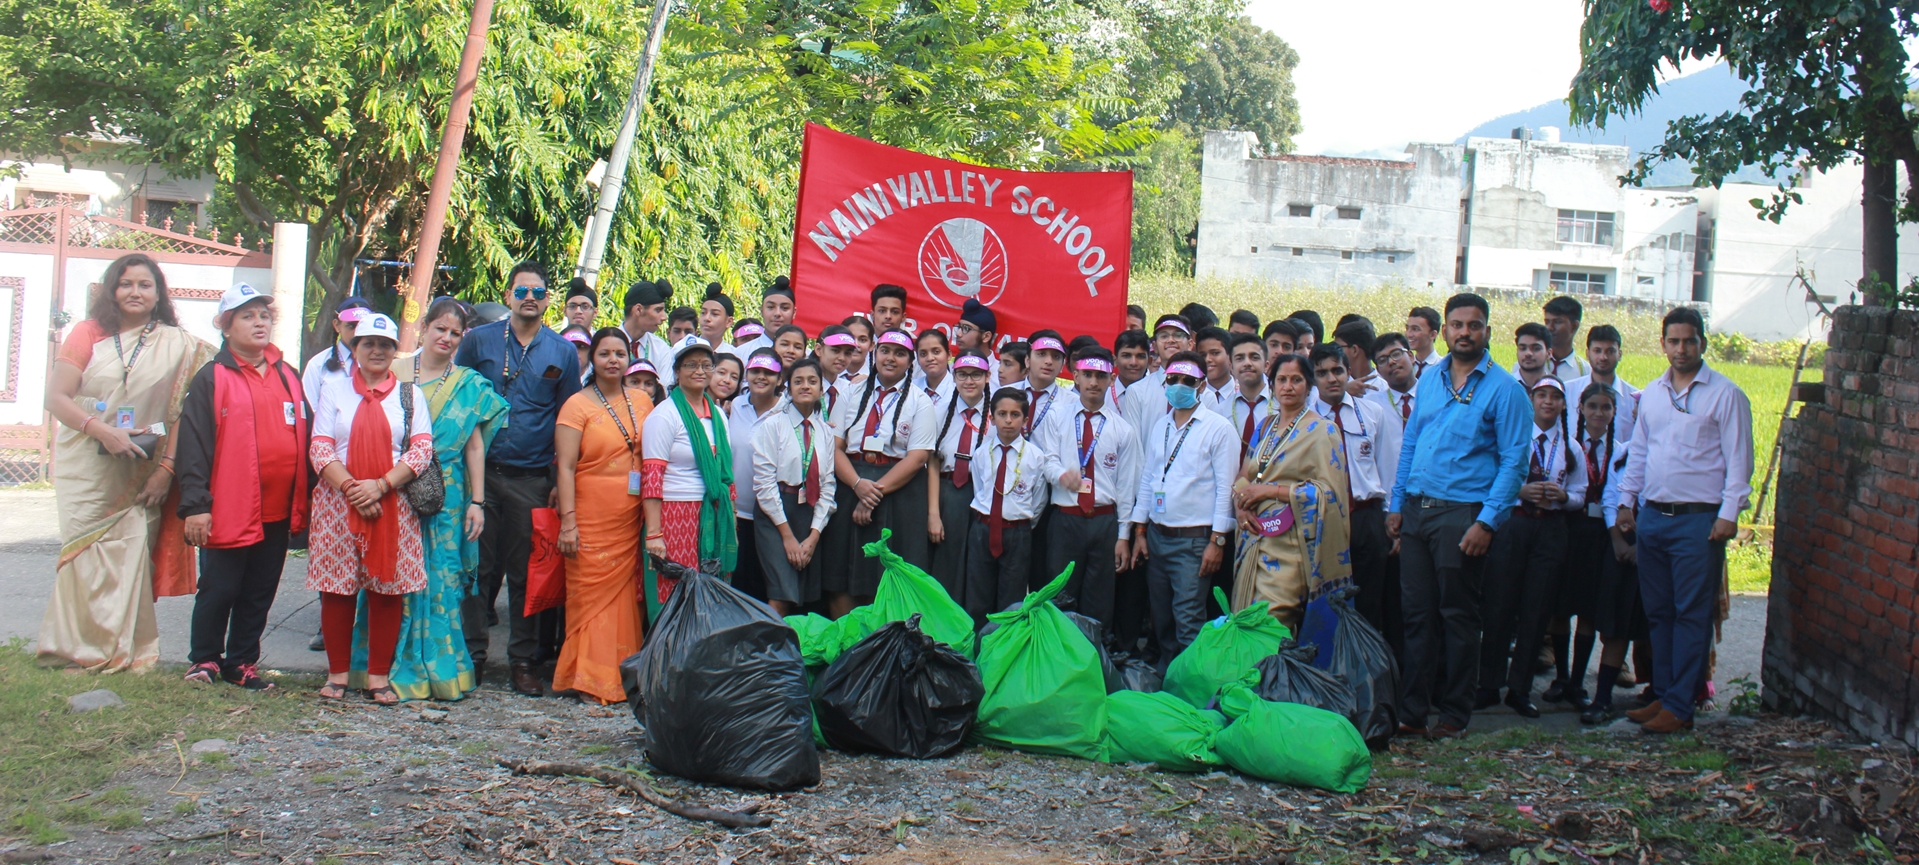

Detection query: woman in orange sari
xmin=553 ymin=328 xmax=654 ymax=703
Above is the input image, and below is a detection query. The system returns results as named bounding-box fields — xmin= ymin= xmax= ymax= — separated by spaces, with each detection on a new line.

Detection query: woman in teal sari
xmin=351 ymin=298 xmax=507 ymax=700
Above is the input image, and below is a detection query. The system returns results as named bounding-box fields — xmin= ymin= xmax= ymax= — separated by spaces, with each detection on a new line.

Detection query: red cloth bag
xmin=525 ymin=507 xmax=566 ymax=616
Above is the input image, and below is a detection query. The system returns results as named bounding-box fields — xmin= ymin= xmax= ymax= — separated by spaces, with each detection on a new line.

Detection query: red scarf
xmin=346 ymin=372 xmax=400 ymax=580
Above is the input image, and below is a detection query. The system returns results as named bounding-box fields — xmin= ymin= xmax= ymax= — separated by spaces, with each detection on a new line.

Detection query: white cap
xmin=671 ymin=333 xmax=714 ymax=369
xmin=214 ymin=283 xmax=272 ymax=326
xmin=352 ymin=313 xmax=401 ymax=344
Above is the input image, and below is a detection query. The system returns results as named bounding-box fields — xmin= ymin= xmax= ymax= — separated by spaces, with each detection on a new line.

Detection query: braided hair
xmin=1575 ymin=381 xmax=1619 ymax=493
xmin=849 ymin=329 xmax=914 ymax=450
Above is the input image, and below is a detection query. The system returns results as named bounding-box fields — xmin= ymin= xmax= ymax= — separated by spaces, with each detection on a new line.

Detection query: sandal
xmin=317 ymin=682 xmax=350 ymax=701
xmin=364 ymin=685 xmax=400 ymax=706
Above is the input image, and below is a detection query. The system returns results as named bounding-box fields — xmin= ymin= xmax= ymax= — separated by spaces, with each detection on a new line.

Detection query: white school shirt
xmin=729 ymin=396 xmax=783 ymax=520
xmin=1617 ymin=363 xmax=1754 ymax=523
xmin=1383 ymin=385 xmax=1416 ymax=429
xmin=1309 ymin=395 xmax=1402 ymax=503
xmin=1522 ymin=422 xmax=1589 ymax=513
xmin=930 ymin=392 xmax=989 ymax=472
xmin=1549 ymin=352 xmax=1592 ymax=382
xmin=620 ymin=327 xmax=677 ymax=387
xmin=915 ymin=370 xmax=957 ymax=405
xmin=1211 ymin=383 xmax=1274 ymax=456
xmin=302 ymin=343 xmax=355 ymax=412
xmin=1352 ymin=370 xmax=1396 ymax=415
xmin=311 ymin=376 xmax=432 ymax=461
xmin=966 ymin=435 xmax=1064 ymax=522
xmin=751 ymin=404 xmax=838 ymax=533
xmin=1198 ymin=378 xmax=1237 ymax=418
xmin=641 ymin=399 xmax=727 ymax=502
xmin=1565 ymin=373 xmax=1640 ymax=443
xmin=1116 ymin=375 xmax=1167 ymax=436
xmin=1128 ymin=409 xmax=1238 ymax=533
xmin=733 ymin=334 xmax=773 ymax=357
xmin=1019 ymin=379 xmax=1071 ymax=433
xmin=1035 ymin=402 xmax=1142 ymax=538
xmin=834 ymin=377 xmax=939 ymax=458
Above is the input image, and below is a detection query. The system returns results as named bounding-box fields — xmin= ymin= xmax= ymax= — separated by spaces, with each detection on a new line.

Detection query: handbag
xmin=525 ymin=507 xmax=565 ymax=616
xmin=398 ymin=382 xmax=445 ymax=517
xmin=98 ymin=433 xmax=160 ymax=458
xmin=1252 ymin=502 xmax=1295 ymax=537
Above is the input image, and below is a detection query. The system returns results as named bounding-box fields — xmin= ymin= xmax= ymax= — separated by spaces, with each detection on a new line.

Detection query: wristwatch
xmin=1210 ymin=533 xmax=1228 ymax=547
xmin=1473 ymin=520 xmax=1495 ymax=534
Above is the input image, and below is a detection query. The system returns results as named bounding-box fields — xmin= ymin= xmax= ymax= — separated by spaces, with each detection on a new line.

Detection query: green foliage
xmin=1126 ymin=128 xmax=1205 ymax=276
xmin=1168 ymin=16 xmax=1301 ymax=155
xmin=1711 ymin=331 xmax=1826 ymax=368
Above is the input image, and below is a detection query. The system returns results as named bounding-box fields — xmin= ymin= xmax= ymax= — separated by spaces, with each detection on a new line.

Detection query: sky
xmin=1242 ymin=0 xmax=1590 ymax=158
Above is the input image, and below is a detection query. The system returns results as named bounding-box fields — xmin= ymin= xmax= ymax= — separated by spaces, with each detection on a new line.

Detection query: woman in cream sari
xmin=1230 ymin=352 xmax=1351 ymax=631
xmin=39 ymin=254 xmax=216 ymax=671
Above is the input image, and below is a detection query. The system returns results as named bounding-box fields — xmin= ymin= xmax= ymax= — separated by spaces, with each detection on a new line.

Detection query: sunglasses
xmin=1164 ymin=374 xmax=1201 ymax=387
xmin=513 ymin=286 xmax=549 ymax=300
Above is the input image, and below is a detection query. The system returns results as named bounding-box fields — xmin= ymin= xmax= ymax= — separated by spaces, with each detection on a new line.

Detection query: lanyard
xmin=1076 ymin=410 xmax=1107 ymax=469
xmin=1533 ymin=428 xmax=1562 ymax=483
xmin=793 ymin=412 xmax=818 ymax=472
xmin=1031 ymin=385 xmax=1057 ymax=428
xmin=592 ymin=382 xmax=641 ymax=454
xmin=1443 ymin=365 xmax=1479 ymax=405
xmin=1253 ymin=409 xmax=1308 ymax=476
xmin=1158 ymin=418 xmax=1197 ymax=483
xmin=502 ymin=328 xmax=537 ymax=384
xmin=1318 ymin=398 xmax=1367 ymax=439
xmin=1666 ymin=381 xmax=1695 ymax=414
xmin=113 ymin=321 xmax=157 ymax=385
xmin=995 ymin=439 xmax=1027 ymax=495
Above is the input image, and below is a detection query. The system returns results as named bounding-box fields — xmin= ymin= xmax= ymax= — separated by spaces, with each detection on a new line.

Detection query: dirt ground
xmin=3 ymin=669 xmax=1913 ymax=865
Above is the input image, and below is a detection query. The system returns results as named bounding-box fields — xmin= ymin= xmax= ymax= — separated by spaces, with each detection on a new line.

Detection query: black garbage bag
xmin=979 ymin=605 xmax=1123 ymax=693
xmin=1298 ymin=586 xmax=1401 ymax=747
xmin=1110 ymin=650 xmax=1164 ymax=693
xmin=812 ymin=614 xmax=984 ymax=759
xmin=627 ymin=559 xmax=819 ymax=790
xmin=1253 ymin=640 xmax=1358 ymax=722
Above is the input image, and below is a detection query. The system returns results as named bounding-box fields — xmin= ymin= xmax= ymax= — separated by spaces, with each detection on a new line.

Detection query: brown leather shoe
xmin=1396 ymin=722 xmax=1428 ymax=739
xmin=1625 ymin=700 xmax=1665 ymax=724
xmin=509 ymin=663 xmax=543 ymax=697
xmin=1429 ymin=723 xmax=1466 ymax=740
xmin=1639 ymin=709 xmax=1693 ymax=734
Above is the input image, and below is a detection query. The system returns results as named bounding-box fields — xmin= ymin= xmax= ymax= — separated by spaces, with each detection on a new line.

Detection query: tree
xmin=1169 ymin=15 xmax=1301 ymax=155
xmin=1127 ymin=126 xmax=1203 ymax=275
xmin=1569 ymin=0 xmax=1919 ymax=299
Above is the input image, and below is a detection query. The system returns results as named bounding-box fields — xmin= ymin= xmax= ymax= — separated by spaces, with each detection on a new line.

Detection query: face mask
xmin=1165 ymin=383 xmax=1199 ymax=410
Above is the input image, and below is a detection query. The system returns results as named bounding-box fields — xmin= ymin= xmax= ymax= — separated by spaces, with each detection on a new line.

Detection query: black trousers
xmin=466 ymin=465 xmax=558 ymax=668
xmin=189 ymin=520 xmax=291 ymax=668
xmin=1349 ymin=506 xmax=1401 ymax=650
xmin=733 ymin=516 xmax=767 ymax=602
xmin=1047 ymin=509 xmax=1120 ymax=627
xmin=1398 ymin=499 xmax=1487 ymax=729
xmin=1112 ymin=561 xmax=1151 ymax=655
xmin=1480 ymin=511 xmax=1569 ymax=697
xmin=1025 ymin=505 xmax=1055 ymax=591
xmin=964 ymin=517 xmax=1032 ymax=623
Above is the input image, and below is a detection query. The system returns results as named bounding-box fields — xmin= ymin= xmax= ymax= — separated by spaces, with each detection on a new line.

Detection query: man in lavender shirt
xmin=1614 ymin=306 xmax=1753 ymax=734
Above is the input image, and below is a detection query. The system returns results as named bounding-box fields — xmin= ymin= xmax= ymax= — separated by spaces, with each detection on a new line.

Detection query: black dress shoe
xmin=1579 ymin=704 xmax=1612 ymax=725
xmin=510 ymin=663 xmax=544 ymax=697
xmin=1396 ymin=722 xmax=1428 ymax=738
xmin=1542 ymin=679 xmax=1570 ymax=703
xmin=1504 ymin=693 xmax=1541 ymax=718
xmin=1473 ymin=688 xmax=1501 ymax=711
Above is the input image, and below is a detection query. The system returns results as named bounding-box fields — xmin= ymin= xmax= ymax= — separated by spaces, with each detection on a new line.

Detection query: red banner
xmin=789 ymin=123 xmax=1132 ymax=346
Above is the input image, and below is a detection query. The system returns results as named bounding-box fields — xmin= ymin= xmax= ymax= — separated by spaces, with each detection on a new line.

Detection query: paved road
xmin=0 ymin=488 xmax=1768 ymax=722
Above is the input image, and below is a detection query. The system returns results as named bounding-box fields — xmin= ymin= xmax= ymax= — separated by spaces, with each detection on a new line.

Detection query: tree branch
xmin=493 ymin=758 xmax=772 ymax=828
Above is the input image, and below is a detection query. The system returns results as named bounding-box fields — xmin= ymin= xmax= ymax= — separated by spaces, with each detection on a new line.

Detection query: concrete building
xmin=1198 ymin=129 xmax=1919 ymax=339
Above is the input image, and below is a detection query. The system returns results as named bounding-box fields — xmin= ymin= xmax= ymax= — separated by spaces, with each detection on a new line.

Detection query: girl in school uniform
xmin=751 ymin=358 xmax=837 ymax=616
xmin=915 ymin=328 xmax=956 ymax=403
xmin=925 ymin=352 xmax=994 ymax=604
xmin=962 ymin=388 xmax=1075 ymax=622
xmin=771 ymin=325 xmax=809 ymax=368
xmin=1562 ymin=383 xmax=1644 ymax=724
xmin=825 ymin=329 xmax=938 ymax=615
xmin=728 ymin=348 xmax=786 ymax=603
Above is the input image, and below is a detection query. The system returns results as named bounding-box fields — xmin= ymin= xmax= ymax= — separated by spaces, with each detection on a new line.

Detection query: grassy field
xmin=1129 ymin=275 xmax=1812 ymax=590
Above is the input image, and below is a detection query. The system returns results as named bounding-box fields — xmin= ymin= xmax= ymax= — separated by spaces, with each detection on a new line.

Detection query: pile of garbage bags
xmin=621 ymin=540 xmax=1396 ymax=794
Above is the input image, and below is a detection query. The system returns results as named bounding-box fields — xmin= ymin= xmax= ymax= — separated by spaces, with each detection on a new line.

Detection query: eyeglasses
xmin=1164 ymin=375 xmax=1200 ymax=387
xmin=512 ymin=286 xmax=549 ymax=300
xmin=1374 ymin=348 xmax=1410 ymax=365
xmin=565 ymin=299 xmax=594 ymax=309
xmin=955 ymin=322 xmax=980 ymax=336
xmin=680 ymin=360 xmax=714 ymax=373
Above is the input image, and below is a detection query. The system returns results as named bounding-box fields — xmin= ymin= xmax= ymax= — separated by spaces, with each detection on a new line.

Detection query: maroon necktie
xmin=989 ymin=444 xmax=1011 ymax=557
xmin=1026 ymin=387 xmax=1042 ymax=433
xmin=1239 ymin=398 xmax=1260 ymax=461
xmin=864 ymin=386 xmax=894 ymax=439
xmin=1400 ymin=391 xmax=1413 ymax=422
xmin=953 ymin=408 xmax=976 ymax=488
xmin=801 ymin=421 xmax=820 ymax=506
xmin=1078 ymin=411 xmax=1096 ymax=512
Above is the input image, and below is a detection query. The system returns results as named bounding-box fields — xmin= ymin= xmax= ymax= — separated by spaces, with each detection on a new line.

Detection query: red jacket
xmin=175 ymin=345 xmax=312 ymax=547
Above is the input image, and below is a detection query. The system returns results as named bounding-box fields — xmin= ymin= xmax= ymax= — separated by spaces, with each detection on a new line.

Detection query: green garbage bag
xmin=1164 ymin=587 xmax=1292 ymax=708
xmin=785 ymin=531 xmax=977 ymax=667
xmin=972 ymin=565 xmax=1107 ymax=760
xmin=1213 ymin=678 xmax=1371 ymax=793
xmin=1102 ymin=690 xmax=1225 ymax=771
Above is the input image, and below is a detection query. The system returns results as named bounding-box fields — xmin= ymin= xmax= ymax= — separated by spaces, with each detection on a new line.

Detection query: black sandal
xmin=317 ymin=682 xmax=350 ymax=701
xmin=364 ymin=685 xmax=399 ymax=706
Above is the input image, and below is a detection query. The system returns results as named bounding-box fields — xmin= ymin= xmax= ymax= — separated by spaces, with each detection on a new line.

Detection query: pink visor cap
xmin=1164 ymin=360 xmax=1204 ymax=379
xmin=876 ymin=330 xmax=915 ymax=350
xmin=821 ymin=332 xmax=858 ymax=348
xmin=746 ymin=354 xmax=782 ymax=372
xmin=625 ymin=359 xmax=658 ymax=377
xmin=1075 ymin=357 xmax=1114 ymax=374
xmin=953 ymin=355 xmax=992 ymax=372
xmin=1030 ymin=336 xmax=1065 ymax=354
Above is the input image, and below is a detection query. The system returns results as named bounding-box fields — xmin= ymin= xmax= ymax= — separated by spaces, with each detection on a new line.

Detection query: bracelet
xmin=470 ymin=499 xmax=484 ymax=507
xmin=155 ymin=464 xmax=174 ymax=477
xmin=80 ymin=416 xmax=94 ymax=435
xmin=645 ymin=531 xmax=664 ymax=540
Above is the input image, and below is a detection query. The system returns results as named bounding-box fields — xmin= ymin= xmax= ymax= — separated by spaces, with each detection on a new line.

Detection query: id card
xmin=283 ymin=401 xmax=298 ymax=426
xmin=148 ymin=421 xmax=165 ymax=437
xmin=115 ymin=406 xmax=136 ymax=429
xmin=1586 ymin=502 xmax=1604 ymax=519
xmin=1153 ymin=490 xmax=1167 ymax=514
xmin=628 ymin=470 xmax=643 ymax=496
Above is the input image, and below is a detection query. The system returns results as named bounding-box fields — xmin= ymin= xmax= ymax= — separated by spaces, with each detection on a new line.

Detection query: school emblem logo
xmin=1102 ymin=452 xmax=1119 ymax=469
xmin=918 ymin=217 xmax=1007 ymax=309
xmin=1359 ymin=440 xmax=1372 ymax=458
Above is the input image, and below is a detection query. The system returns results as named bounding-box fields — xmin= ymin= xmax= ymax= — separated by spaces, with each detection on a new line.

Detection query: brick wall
xmin=1764 ymin=305 xmax=1919 ymax=747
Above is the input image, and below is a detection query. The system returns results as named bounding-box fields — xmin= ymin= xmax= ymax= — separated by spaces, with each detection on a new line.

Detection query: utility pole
xmin=400 ymin=0 xmax=496 ymax=350
xmin=576 ymin=0 xmax=673 ymax=287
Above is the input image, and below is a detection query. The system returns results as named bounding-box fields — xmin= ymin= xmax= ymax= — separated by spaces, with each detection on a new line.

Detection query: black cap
xmin=564 ymin=277 xmax=595 ymax=305
xmin=960 ymin=298 xmax=996 ymax=333
xmin=704 ymin=282 xmax=734 ymax=316
xmin=624 ymin=278 xmax=670 ymax=312
xmin=764 ymin=275 xmax=793 ymax=300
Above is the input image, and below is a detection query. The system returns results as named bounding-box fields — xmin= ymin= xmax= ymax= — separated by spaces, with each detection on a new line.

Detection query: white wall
xmin=0 ymin=152 xmax=213 ymax=227
xmin=0 ymin=252 xmax=58 ymax=425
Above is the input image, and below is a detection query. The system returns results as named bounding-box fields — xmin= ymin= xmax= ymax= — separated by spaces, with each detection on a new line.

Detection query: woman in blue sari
xmin=351 ymin=298 xmax=508 ymax=699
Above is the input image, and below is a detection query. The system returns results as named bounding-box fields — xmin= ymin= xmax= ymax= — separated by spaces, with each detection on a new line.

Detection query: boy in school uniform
xmin=1334 ymin=319 xmax=1393 ymax=412
xmin=1565 ymin=324 xmax=1639 ymax=443
xmin=1193 ymin=326 xmax=1236 ymax=415
xmin=1543 ymin=296 xmax=1592 ymax=381
xmin=1021 ymin=330 xmax=1072 ymax=434
xmin=1214 ymin=332 xmax=1273 ymax=460
xmin=1112 ymin=329 xmax=1158 ymax=434
xmin=926 ymin=352 xmax=995 ymax=601
xmin=1405 ymin=306 xmax=1442 ymax=375
xmin=966 ymin=388 xmax=1079 ymax=622
xmin=1149 ymin=315 xmax=1195 ymax=384
xmin=1371 ymin=332 xmax=1419 ymax=429
xmin=870 ymin=284 xmax=908 ymax=334
xmin=1262 ymin=318 xmax=1301 ymax=359
xmin=1513 ymin=322 xmax=1553 ymax=390
xmin=952 ymin=299 xmax=1001 ymax=386
xmin=1308 ymin=343 xmax=1403 ymax=647
xmin=1126 ymin=353 xmax=1240 ymax=671
xmin=1037 ymin=348 xmax=1142 ymax=627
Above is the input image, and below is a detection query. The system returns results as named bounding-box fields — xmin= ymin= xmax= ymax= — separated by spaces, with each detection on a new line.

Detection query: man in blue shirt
xmin=1387 ymin=293 xmax=1531 ymax=738
xmin=455 ymin=261 xmax=581 ymax=696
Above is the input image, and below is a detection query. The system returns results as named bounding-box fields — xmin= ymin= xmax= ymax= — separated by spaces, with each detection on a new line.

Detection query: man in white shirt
xmin=1566 ymin=324 xmax=1639 ymax=442
xmin=967 ymin=387 xmax=1077 ymax=621
xmin=1194 ymin=326 xmax=1235 ymax=416
xmin=618 ymin=279 xmax=678 ymax=388
xmin=1112 ymin=330 xmax=1158 ymax=434
xmin=1149 ymin=315 xmax=1195 ymax=384
xmin=1543 ymin=295 xmax=1592 ymax=381
xmin=1210 ymin=332 xmax=1272 ymax=462
xmin=1308 ymin=343 xmax=1403 ymax=645
xmin=1262 ymin=318 xmax=1302 ymax=359
xmin=698 ymin=284 xmax=743 ymax=358
xmin=1513 ymin=322 xmax=1553 ymax=390
xmin=1405 ymin=306 xmax=1442 ymax=375
xmin=1333 ymin=318 xmax=1396 ymax=411
xmin=1370 ymin=332 xmax=1419 ymax=429
xmin=1126 ymin=353 xmax=1239 ymax=670
xmin=1038 ymin=349 xmax=1141 ymax=628
xmin=1615 ymin=307 xmax=1752 ymax=734
xmin=760 ymin=276 xmax=796 ymax=333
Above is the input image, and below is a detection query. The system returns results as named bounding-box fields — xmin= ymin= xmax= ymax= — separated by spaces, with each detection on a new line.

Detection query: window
xmin=1336 ymin=206 xmax=1362 ymax=220
xmin=1340 ymin=250 xmax=1354 ymax=260
xmin=1291 ymin=247 xmax=1303 ymax=257
xmin=1556 ymin=209 xmax=1615 ymax=245
xmin=1549 ymin=270 xmax=1608 ymax=294
xmin=1288 ymin=204 xmax=1313 ymax=218
xmin=1250 ymin=246 xmax=1259 ymax=254
xmin=1386 ymin=255 xmax=1397 ymax=264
